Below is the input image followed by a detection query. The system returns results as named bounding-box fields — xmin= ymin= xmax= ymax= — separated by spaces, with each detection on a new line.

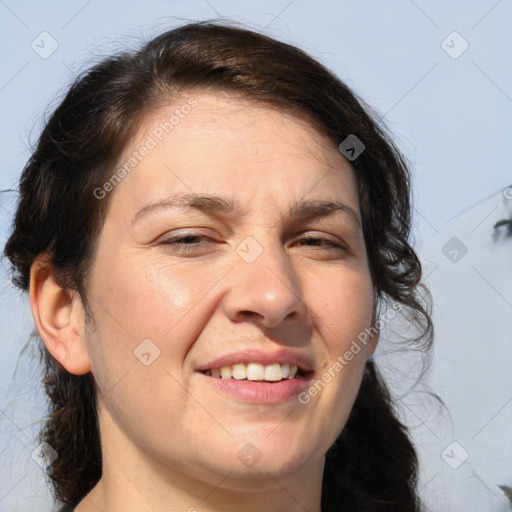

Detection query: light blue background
xmin=1 ymin=1 xmax=511 ymax=511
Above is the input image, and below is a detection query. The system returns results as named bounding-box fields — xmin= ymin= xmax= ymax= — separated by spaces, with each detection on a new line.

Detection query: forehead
xmin=139 ymin=92 xmax=336 ymax=159
xmin=107 ymin=92 xmax=359 ymax=219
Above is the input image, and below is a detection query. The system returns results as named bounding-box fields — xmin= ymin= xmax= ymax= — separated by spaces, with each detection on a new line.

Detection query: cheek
xmin=92 ymin=250 xmax=205 ymax=337
xmin=130 ymin=258 xmax=232 ymax=340
xmin=304 ymin=268 xmax=373 ymax=420
xmin=85 ymin=254 xmax=231 ymax=384
xmin=312 ymin=267 xmax=374 ymax=350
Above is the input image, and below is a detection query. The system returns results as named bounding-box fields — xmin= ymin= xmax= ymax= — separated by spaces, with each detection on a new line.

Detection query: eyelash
xmin=160 ymin=232 xmax=345 ymax=254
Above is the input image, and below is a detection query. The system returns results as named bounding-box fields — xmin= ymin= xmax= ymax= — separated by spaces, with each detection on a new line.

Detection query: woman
xmin=4 ymin=21 xmax=432 ymax=512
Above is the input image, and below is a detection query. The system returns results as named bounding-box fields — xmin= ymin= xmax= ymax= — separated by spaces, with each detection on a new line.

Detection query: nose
xmin=221 ymin=235 xmax=307 ymax=329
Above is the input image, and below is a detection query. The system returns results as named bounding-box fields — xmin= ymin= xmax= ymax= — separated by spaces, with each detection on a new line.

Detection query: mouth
xmin=200 ymin=362 xmax=309 ymax=382
xmin=195 ymin=350 xmax=315 ymax=403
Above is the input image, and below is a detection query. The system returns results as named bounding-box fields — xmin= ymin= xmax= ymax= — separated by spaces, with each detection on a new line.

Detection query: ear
xmin=29 ymin=256 xmax=91 ymax=375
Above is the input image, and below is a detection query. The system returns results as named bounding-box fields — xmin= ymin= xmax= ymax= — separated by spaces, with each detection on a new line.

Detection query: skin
xmin=30 ymin=92 xmax=378 ymax=512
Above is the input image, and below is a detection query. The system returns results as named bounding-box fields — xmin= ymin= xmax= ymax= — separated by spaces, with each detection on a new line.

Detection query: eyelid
xmin=156 ymin=227 xmax=216 ymax=241
xmin=158 ymin=228 xmax=345 ymax=242
xmin=292 ymin=229 xmax=344 ymax=244
xmin=158 ymin=229 xmax=349 ymax=253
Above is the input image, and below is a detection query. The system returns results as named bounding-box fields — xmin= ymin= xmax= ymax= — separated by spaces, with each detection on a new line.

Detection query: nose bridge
xmin=224 ymin=229 xmax=306 ymax=327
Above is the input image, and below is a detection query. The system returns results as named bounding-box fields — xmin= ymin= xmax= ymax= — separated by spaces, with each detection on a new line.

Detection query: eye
xmin=294 ymin=234 xmax=345 ymax=251
xmin=159 ymin=232 xmax=216 ymax=255
xmin=159 ymin=231 xmax=346 ymax=256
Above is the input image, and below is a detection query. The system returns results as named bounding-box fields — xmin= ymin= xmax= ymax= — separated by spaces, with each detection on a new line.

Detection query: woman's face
xmin=81 ymin=92 xmax=377 ymax=487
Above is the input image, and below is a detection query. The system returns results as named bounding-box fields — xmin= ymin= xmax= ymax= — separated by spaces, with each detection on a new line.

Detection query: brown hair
xmin=4 ymin=20 xmax=432 ymax=511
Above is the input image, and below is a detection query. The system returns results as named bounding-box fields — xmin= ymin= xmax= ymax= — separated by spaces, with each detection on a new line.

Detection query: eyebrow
xmin=131 ymin=192 xmax=360 ymax=227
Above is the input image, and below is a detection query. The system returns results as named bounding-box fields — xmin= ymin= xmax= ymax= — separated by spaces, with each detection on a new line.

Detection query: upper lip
xmin=195 ymin=348 xmax=314 ymax=372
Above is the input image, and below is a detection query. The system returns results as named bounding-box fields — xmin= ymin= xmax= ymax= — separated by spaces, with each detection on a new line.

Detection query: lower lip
xmin=200 ymin=373 xmax=312 ymax=404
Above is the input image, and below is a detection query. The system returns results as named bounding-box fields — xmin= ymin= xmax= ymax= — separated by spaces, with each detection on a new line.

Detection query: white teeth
xmin=208 ymin=362 xmax=303 ymax=380
xmin=246 ymin=363 xmax=264 ymax=381
xmin=220 ymin=366 xmax=232 ymax=379
xmin=231 ymin=363 xmax=247 ymax=380
xmin=264 ymin=363 xmax=282 ymax=381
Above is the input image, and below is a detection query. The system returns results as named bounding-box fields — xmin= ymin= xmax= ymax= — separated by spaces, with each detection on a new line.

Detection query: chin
xmin=213 ymin=436 xmax=319 ymax=479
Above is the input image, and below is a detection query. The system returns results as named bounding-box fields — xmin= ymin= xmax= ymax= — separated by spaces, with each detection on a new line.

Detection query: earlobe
xmin=29 ymin=257 xmax=91 ymax=375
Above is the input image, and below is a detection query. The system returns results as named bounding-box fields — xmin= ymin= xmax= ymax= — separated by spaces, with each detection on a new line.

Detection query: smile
xmin=202 ymin=362 xmax=306 ymax=381
xmin=199 ymin=362 xmax=313 ymax=403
